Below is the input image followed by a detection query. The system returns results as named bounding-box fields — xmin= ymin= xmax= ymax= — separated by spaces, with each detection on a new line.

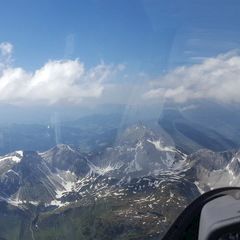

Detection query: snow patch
xmin=0 ymin=151 xmax=23 ymax=163
xmin=55 ymin=180 xmax=75 ymax=198
xmin=50 ymin=199 xmax=70 ymax=207
xmin=88 ymin=161 xmax=121 ymax=175
xmin=147 ymin=139 xmax=176 ymax=153
xmin=194 ymin=181 xmax=204 ymax=194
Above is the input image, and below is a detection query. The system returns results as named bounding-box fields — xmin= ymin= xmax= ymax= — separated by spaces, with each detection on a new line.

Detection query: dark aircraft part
xmin=162 ymin=187 xmax=240 ymax=240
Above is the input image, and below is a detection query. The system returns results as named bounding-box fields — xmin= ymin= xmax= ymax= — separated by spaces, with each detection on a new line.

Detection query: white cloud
xmin=0 ymin=42 xmax=121 ymax=105
xmin=144 ymin=51 xmax=240 ymax=104
xmin=0 ymin=42 xmax=13 ymax=56
xmin=0 ymin=42 xmax=13 ymax=69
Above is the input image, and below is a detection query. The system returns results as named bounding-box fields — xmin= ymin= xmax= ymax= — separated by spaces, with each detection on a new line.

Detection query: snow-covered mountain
xmin=0 ymin=149 xmax=76 ymax=205
xmin=0 ymin=124 xmax=239 ymax=240
xmin=186 ymin=149 xmax=240 ymax=193
xmin=92 ymin=124 xmax=188 ymax=178
xmin=0 ymin=124 xmax=240 ymax=207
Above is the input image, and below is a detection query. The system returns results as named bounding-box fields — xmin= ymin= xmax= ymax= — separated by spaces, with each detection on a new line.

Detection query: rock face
xmin=0 ymin=124 xmax=239 ymax=240
xmin=96 ymin=124 xmax=187 ymax=178
xmin=185 ymin=149 xmax=240 ymax=193
xmin=40 ymin=144 xmax=90 ymax=176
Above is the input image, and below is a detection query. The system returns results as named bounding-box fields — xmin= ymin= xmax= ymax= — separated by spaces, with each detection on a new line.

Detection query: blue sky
xmin=0 ymin=0 xmax=240 ymax=109
xmin=1 ymin=0 xmax=240 ymax=74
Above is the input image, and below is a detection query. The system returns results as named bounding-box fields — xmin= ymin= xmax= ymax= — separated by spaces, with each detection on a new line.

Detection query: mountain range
xmin=0 ymin=122 xmax=239 ymax=240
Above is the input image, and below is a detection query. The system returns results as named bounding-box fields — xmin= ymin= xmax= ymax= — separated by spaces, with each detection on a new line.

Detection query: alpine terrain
xmin=0 ymin=123 xmax=239 ymax=240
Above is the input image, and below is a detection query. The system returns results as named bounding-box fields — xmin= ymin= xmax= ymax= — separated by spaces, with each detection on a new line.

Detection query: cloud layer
xmin=0 ymin=42 xmax=121 ymax=105
xmin=1 ymin=41 xmax=240 ymax=106
xmin=144 ymin=51 xmax=240 ymax=104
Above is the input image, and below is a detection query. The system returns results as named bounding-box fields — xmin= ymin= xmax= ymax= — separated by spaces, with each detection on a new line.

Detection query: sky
xmin=0 ymin=0 xmax=240 ymax=110
xmin=1 ymin=0 xmax=240 ymax=71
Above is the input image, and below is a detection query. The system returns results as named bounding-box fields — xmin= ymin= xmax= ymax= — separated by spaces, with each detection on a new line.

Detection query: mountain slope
xmin=0 ymin=124 xmax=239 ymax=239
